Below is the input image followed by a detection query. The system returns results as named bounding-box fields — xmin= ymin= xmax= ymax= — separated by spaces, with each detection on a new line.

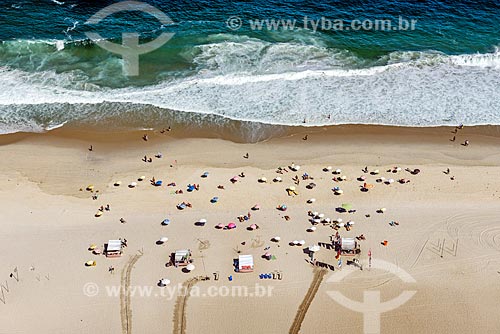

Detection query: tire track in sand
xmin=120 ymin=252 xmax=143 ymax=334
xmin=172 ymin=277 xmax=200 ymax=334
xmin=289 ymin=268 xmax=327 ymax=334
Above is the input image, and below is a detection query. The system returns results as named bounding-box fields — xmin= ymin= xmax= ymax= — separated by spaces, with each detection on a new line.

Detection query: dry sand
xmin=0 ymin=125 xmax=499 ymax=334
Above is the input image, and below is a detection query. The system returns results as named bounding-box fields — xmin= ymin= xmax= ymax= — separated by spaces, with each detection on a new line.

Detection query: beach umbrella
xmin=95 ymin=211 xmax=103 ymax=217
xmin=324 ymin=218 xmax=331 ymax=223
xmin=298 ymin=240 xmax=306 ymax=246
xmin=160 ymin=278 xmax=170 ymax=286
xmin=373 ymin=169 xmax=379 ymax=175
xmin=340 ymin=175 xmax=347 ymax=180
xmin=199 ymin=219 xmax=207 ymax=224
xmin=388 ymin=179 xmax=395 ymax=184
xmin=289 ymin=186 xmax=296 ymax=191
xmin=129 ymin=182 xmax=137 ymax=188
xmin=396 ymin=167 xmax=402 ymax=172
xmin=216 ymin=223 xmax=224 ymax=229
xmin=313 ymin=218 xmax=321 ymax=224
xmin=326 ymin=166 xmax=332 ymax=171
xmin=273 ymin=177 xmax=282 ymax=182
xmin=318 ymin=213 xmax=325 ymax=218
xmin=359 ymin=176 xmax=366 ymax=181
xmin=159 ymin=237 xmax=168 ymax=243
xmin=138 ymin=176 xmax=145 ymax=181
xmin=86 ymin=185 xmax=94 ymax=191
xmin=335 ymin=189 xmax=344 ymax=195
xmin=341 ymin=203 xmax=352 ymax=210
xmin=292 ymin=240 xmax=299 ymax=245
xmin=336 ymin=218 xmax=343 ymax=223
xmin=335 ymin=169 xmax=341 ymax=174
xmin=313 ymin=211 xmax=319 ymax=217
xmin=307 ymin=198 xmax=316 ymax=204
xmin=264 ymin=252 xmax=271 ymax=258
xmin=114 ymin=181 xmax=122 ymax=186
xmin=307 ymin=226 xmax=317 ymax=232
xmin=309 ymin=245 xmax=320 ymax=252
xmin=186 ymin=264 xmax=195 ymax=271
xmin=250 ymin=224 xmax=257 ymax=230
xmin=161 ymin=218 xmax=170 ymax=226
xmin=272 ymin=236 xmax=281 ymax=242
xmin=227 ymin=222 xmax=236 ymax=229
xmin=379 ymin=208 xmax=387 ymax=213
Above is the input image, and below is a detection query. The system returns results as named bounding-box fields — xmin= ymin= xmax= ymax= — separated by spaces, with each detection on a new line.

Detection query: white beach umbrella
xmin=272 ymin=236 xmax=281 ymax=242
xmin=199 ymin=219 xmax=207 ymax=224
xmin=274 ymin=177 xmax=282 ymax=182
xmin=129 ymin=182 xmax=137 ymax=188
xmin=138 ymin=176 xmax=145 ymax=181
xmin=336 ymin=218 xmax=343 ymax=223
xmin=160 ymin=278 xmax=170 ymax=286
xmin=313 ymin=218 xmax=321 ymax=224
xmin=335 ymin=189 xmax=344 ymax=195
xmin=307 ymin=226 xmax=317 ymax=232
xmin=307 ymin=198 xmax=316 ymax=204
xmin=292 ymin=240 xmax=299 ymax=245
xmin=318 ymin=213 xmax=325 ymax=219
xmin=309 ymin=245 xmax=321 ymax=252
xmin=186 ymin=264 xmax=195 ymax=271
xmin=326 ymin=166 xmax=332 ymax=171
xmin=159 ymin=237 xmax=168 ymax=243
xmin=298 ymin=240 xmax=306 ymax=246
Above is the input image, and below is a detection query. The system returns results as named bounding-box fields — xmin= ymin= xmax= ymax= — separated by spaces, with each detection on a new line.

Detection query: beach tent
xmin=340 ymin=238 xmax=360 ymax=256
xmin=238 ymin=255 xmax=254 ymax=272
xmin=174 ymin=249 xmax=191 ymax=266
xmin=106 ymin=240 xmax=122 ymax=258
xmin=341 ymin=238 xmax=356 ymax=251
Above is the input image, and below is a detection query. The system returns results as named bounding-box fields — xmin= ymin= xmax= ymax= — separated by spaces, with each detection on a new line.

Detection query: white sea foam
xmin=1 ymin=40 xmax=500 ymax=136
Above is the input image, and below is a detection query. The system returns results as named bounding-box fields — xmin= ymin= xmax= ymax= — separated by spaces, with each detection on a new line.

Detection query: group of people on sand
xmin=98 ymin=204 xmax=110 ymax=212
xmin=450 ymin=123 xmax=470 ymax=146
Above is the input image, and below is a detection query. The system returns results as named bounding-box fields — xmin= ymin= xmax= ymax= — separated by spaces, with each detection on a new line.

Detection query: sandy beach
xmin=1 ymin=125 xmax=500 ymax=334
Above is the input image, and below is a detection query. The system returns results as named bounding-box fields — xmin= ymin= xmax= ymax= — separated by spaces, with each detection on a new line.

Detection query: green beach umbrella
xmin=341 ymin=203 xmax=353 ymax=210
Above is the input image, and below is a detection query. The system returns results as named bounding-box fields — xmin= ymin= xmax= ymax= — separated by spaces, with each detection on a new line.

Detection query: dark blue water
xmin=1 ymin=0 xmax=500 ymax=139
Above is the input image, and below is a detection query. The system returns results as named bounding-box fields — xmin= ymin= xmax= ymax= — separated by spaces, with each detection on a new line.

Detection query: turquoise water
xmin=1 ymin=0 xmax=500 ymax=139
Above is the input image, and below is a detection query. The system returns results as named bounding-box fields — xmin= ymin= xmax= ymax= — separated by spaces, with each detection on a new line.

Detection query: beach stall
xmin=105 ymin=240 xmax=123 ymax=258
xmin=237 ymin=255 xmax=254 ymax=273
xmin=173 ymin=249 xmax=191 ymax=266
xmin=340 ymin=238 xmax=360 ymax=256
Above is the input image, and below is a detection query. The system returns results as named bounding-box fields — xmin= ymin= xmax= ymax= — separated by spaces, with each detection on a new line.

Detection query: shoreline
xmin=3 ymin=123 xmax=500 ymax=145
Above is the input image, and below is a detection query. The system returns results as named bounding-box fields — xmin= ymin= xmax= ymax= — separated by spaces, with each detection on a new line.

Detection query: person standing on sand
xmin=368 ymin=249 xmax=372 ymax=269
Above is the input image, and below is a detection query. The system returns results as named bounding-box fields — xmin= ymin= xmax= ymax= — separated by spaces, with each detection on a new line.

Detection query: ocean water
xmin=1 ymin=0 xmax=500 ymax=140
